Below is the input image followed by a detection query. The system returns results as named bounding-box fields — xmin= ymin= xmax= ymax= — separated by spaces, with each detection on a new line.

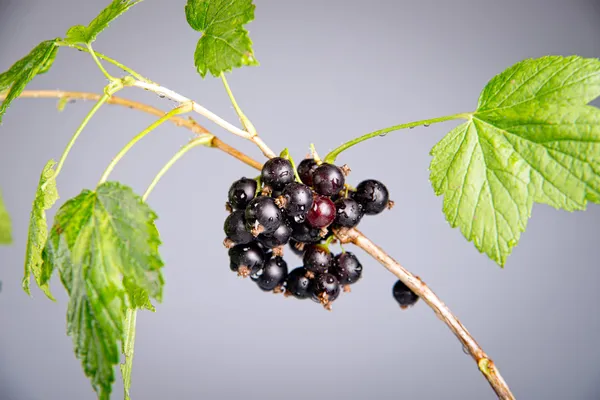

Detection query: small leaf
xmin=64 ymin=0 xmax=143 ymax=45
xmin=430 ymin=56 xmax=600 ymax=266
xmin=185 ymin=0 xmax=259 ymax=78
xmin=0 ymin=40 xmax=59 ymax=123
xmin=43 ymin=182 xmax=164 ymax=399
xmin=0 ymin=188 xmax=12 ymax=244
xmin=22 ymin=160 xmax=59 ymax=299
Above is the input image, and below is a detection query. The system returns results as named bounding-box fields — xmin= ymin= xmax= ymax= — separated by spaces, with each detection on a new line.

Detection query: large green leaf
xmin=185 ymin=0 xmax=259 ymax=78
xmin=430 ymin=56 xmax=600 ymax=266
xmin=42 ymin=182 xmax=164 ymax=399
xmin=22 ymin=160 xmax=59 ymax=299
xmin=0 ymin=40 xmax=59 ymax=123
xmin=0 ymin=188 xmax=11 ymax=244
xmin=64 ymin=0 xmax=144 ymax=45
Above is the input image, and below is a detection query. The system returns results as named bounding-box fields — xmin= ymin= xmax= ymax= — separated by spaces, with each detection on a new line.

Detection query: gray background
xmin=1 ymin=0 xmax=599 ymax=399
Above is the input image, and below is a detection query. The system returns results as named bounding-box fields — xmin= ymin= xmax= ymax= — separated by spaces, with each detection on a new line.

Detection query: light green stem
xmin=279 ymin=148 xmax=302 ymax=183
xmin=220 ymin=72 xmax=257 ymax=135
xmin=322 ymin=113 xmax=472 ymax=164
xmin=87 ymin=44 xmax=115 ymax=81
xmin=97 ymin=104 xmax=192 ymax=185
xmin=120 ymin=308 xmax=137 ymax=400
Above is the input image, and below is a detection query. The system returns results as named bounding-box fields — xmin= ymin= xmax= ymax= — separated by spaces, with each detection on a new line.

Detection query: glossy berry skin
xmin=331 ymin=252 xmax=363 ymax=285
xmin=312 ymin=163 xmax=345 ymax=196
xmin=353 ymin=179 xmax=389 ymax=215
xmin=251 ymin=256 xmax=288 ymax=291
xmin=288 ymin=238 xmax=307 ymax=258
xmin=307 ymin=195 xmax=336 ymax=228
xmin=224 ymin=210 xmax=254 ymax=244
xmin=261 ymin=157 xmax=294 ymax=191
xmin=285 ymin=267 xmax=313 ymax=299
xmin=303 ymin=244 xmax=332 ymax=274
xmin=392 ymin=280 xmax=419 ymax=307
xmin=289 ymin=220 xmax=321 ymax=243
xmin=258 ymin=221 xmax=292 ymax=248
xmin=245 ymin=196 xmax=283 ymax=235
xmin=312 ymin=273 xmax=341 ymax=303
xmin=227 ymin=177 xmax=257 ymax=210
xmin=334 ymin=198 xmax=364 ymax=228
xmin=228 ymin=242 xmax=265 ymax=272
xmin=281 ymin=183 xmax=314 ymax=217
xmin=297 ymin=158 xmax=318 ymax=187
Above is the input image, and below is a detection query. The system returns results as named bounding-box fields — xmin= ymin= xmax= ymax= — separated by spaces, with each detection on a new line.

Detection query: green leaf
xmin=430 ymin=56 xmax=600 ymax=266
xmin=0 ymin=40 xmax=59 ymax=123
xmin=64 ymin=0 xmax=143 ymax=45
xmin=185 ymin=0 xmax=259 ymax=78
xmin=22 ymin=160 xmax=59 ymax=299
xmin=43 ymin=182 xmax=164 ymax=399
xmin=0 ymin=188 xmax=11 ymax=244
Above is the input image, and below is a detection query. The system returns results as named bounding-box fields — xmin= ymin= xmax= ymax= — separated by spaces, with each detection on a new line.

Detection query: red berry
xmin=307 ymin=195 xmax=335 ymax=228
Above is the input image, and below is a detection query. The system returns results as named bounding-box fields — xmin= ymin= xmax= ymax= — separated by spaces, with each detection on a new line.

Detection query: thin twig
xmin=334 ymin=227 xmax=515 ymax=400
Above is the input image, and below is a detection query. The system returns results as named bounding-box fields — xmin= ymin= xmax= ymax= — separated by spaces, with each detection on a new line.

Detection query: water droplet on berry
xmin=294 ymin=214 xmax=306 ymax=223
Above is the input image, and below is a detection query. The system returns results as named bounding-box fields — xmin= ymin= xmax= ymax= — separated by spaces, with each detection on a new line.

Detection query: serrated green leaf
xmin=64 ymin=0 xmax=143 ymax=45
xmin=0 ymin=188 xmax=11 ymax=244
xmin=185 ymin=0 xmax=259 ymax=78
xmin=0 ymin=40 xmax=59 ymax=123
xmin=43 ymin=181 xmax=164 ymax=399
xmin=430 ymin=56 xmax=600 ymax=266
xmin=22 ymin=160 xmax=59 ymax=299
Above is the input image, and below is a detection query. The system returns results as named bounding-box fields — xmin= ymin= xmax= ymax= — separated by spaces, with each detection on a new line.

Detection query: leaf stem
xmin=120 ymin=308 xmax=137 ymax=400
xmin=86 ymin=44 xmax=115 ymax=82
xmin=97 ymin=103 xmax=193 ymax=185
xmin=220 ymin=72 xmax=257 ymax=136
xmin=322 ymin=113 xmax=472 ymax=164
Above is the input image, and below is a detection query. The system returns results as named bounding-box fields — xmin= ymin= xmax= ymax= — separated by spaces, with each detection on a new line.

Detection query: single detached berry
xmin=227 ymin=177 xmax=257 ymax=210
xmin=353 ymin=179 xmax=390 ymax=215
xmin=223 ymin=210 xmax=254 ymax=244
xmin=312 ymin=273 xmax=341 ymax=305
xmin=312 ymin=163 xmax=345 ymax=196
xmin=307 ymin=195 xmax=336 ymax=228
xmin=303 ymin=244 xmax=332 ymax=274
xmin=331 ymin=252 xmax=363 ymax=285
xmin=280 ymin=182 xmax=314 ymax=217
xmin=392 ymin=280 xmax=419 ymax=308
xmin=245 ymin=196 xmax=283 ymax=235
xmin=289 ymin=220 xmax=322 ymax=243
xmin=261 ymin=157 xmax=295 ymax=190
xmin=334 ymin=198 xmax=364 ymax=228
xmin=258 ymin=221 xmax=292 ymax=249
xmin=285 ymin=267 xmax=313 ymax=299
xmin=297 ymin=158 xmax=319 ymax=186
xmin=229 ymin=242 xmax=265 ymax=274
xmin=251 ymin=256 xmax=288 ymax=291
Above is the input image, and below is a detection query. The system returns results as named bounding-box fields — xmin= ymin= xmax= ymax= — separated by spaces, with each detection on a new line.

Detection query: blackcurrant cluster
xmin=223 ymin=156 xmax=394 ymax=310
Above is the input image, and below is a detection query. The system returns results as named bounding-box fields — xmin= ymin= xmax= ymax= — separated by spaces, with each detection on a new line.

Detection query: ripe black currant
xmin=312 ymin=163 xmax=345 ymax=196
xmin=297 ymin=158 xmax=318 ymax=186
xmin=303 ymin=244 xmax=332 ymax=274
xmin=251 ymin=256 xmax=288 ymax=291
xmin=353 ymin=179 xmax=390 ymax=215
xmin=258 ymin=221 xmax=292 ymax=248
xmin=284 ymin=267 xmax=313 ymax=299
xmin=333 ymin=198 xmax=364 ymax=228
xmin=280 ymin=182 xmax=314 ymax=217
xmin=307 ymin=195 xmax=336 ymax=228
xmin=289 ymin=220 xmax=322 ymax=243
xmin=288 ymin=238 xmax=307 ymax=257
xmin=392 ymin=280 xmax=419 ymax=308
xmin=331 ymin=252 xmax=363 ymax=285
xmin=227 ymin=177 xmax=257 ymax=210
xmin=223 ymin=210 xmax=254 ymax=244
xmin=261 ymin=157 xmax=294 ymax=190
xmin=312 ymin=273 xmax=341 ymax=306
xmin=229 ymin=242 xmax=265 ymax=275
xmin=245 ymin=196 xmax=283 ymax=235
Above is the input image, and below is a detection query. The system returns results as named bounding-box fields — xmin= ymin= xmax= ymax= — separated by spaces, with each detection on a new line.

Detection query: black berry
xmin=227 ymin=177 xmax=257 ymax=210
xmin=312 ymin=273 xmax=341 ymax=304
xmin=285 ymin=267 xmax=313 ymax=299
xmin=334 ymin=198 xmax=364 ymax=228
xmin=297 ymin=158 xmax=318 ymax=186
xmin=303 ymin=244 xmax=332 ymax=274
xmin=281 ymin=182 xmax=314 ymax=217
xmin=392 ymin=280 xmax=419 ymax=308
xmin=331 ymin=252 xmax=363 ymax=285
xmin=223 ymin=210 xmax=253 ymax=244
xmin=289 ymin=220 xmax=322 ymax=243
xmin=258 ymin=221 xmax=292 ymax=248
xmin=307 ymin=195 xmax=335 ymax=228
xmin=251 ymin=256 xmax=288 ymax=291
xmin=245 ymin=196 xmax=283 ymax=235
xmin=312 ymin=163 xmax=345 ymax=196
xmin=261 ymin=157 xmax=294 ymax=191
xmin=288 ymin=238 xmax=307 ymax=257
xmin=353 ymin=179 xmax=390 ymax=215
xmin=228 ymin=242 xmax=265 ymax=273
